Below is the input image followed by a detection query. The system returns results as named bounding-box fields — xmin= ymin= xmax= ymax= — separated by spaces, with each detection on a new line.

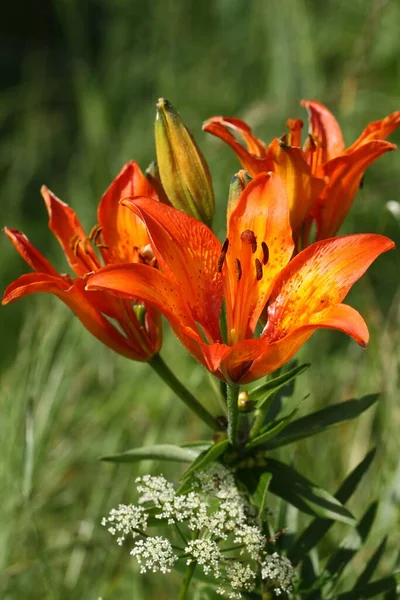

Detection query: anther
xmin=235 ymin=258 xmax=242 ymax=281
xmin=240 ymin=229 xmax=257 ymax=253
xmin=261 ymin=241 xmax=269 ymax=265
xmin=255 ymin=258 xmax=263 ymax=281
xmin=217 ymin=238 xmax=229 ymax=273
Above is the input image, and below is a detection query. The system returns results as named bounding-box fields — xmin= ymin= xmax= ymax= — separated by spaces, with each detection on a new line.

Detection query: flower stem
xmin=149 ymin=354 xmax=219 ymax=431
xmin=177 ymin=560 xmax=196 ymax=600
xmin=226 ymin=384 xmax=240 ymax=445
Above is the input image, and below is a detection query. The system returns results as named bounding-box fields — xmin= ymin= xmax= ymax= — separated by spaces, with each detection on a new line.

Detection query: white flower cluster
xmin=101 ymin=504 xmax=147 ymax=545
xmin=102 ymin=463 xmax=295 ymax=598
xmin=130 ymin=536 xmax=176 ymax=574
xmin=261 ymin=552 xmax=295 ymax=596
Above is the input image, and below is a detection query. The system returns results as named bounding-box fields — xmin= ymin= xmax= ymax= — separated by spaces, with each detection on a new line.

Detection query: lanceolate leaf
xmin=99 ymin=444 xmax=200 ymax=463
xmin=181 ymin=438 xmax=229 ymax=481
xmin=257 ymin=394 xmax=379 ymax=451
xmin=288 ymin=449 xmax=376 ymax=562
xmin=326 ymin=502 xmax=378 ymax=577
xmin=249 ymin=363 xmax=310 ymax=406
xmin=337 ymin=572 xmax=400 ymax=600
xmin=247 ymin=401 xmax=303 ymax=449
xmin=238 ymin=459 xmax=355 ymax=525
xmin=354 ymin=537 xmax=388 ymax=591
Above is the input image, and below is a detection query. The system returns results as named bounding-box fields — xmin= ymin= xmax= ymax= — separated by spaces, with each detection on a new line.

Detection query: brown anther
xmin=255 ymin=258 xmax=263 ymax=281
xmin=240 ymin=229 xmax=257 ymax=253
xmin=217 ymin=238 xmax=229 ymax=273
xmin=261 ymin=241 xmax=269 ymax=265
xmin=139 ymin=244 xmax=157 ymax=267
xmin=235 ymin=258 xmax=242 ymax=281
xmin=278 ymin=135 xmax=288 ymax=149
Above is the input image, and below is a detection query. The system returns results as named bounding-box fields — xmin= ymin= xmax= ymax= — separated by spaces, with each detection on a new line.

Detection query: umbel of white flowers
xmin=102 ymin=463 xmax=295 ymax=598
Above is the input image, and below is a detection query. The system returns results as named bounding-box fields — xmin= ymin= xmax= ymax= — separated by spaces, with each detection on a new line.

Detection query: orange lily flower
xmin=86 ymin=172 xmax=394 ymax=384
xmin=3 ymin=162 xmax=162 ymax=361
xmin=203 ymin=102 xmax=400 ymax=245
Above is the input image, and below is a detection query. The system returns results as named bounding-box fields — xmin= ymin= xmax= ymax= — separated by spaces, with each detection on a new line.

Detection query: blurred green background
xmin=1 ymin=0 xmax=399 ymax=598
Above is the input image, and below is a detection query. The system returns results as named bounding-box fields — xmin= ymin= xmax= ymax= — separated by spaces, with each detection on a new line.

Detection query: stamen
xmin=139 ymin=244 xmax=157 ymax=267
xmin=217 ymin=238 xmax=229 ymax=273
xmin=235 ymin=258 xmax=242 ymax=281
xmin=255 ymin=258 xmax=263 ymax=281
xmin=240 ymin=229 xmax=257 ymax=253
xmin=261 ymin=241 xmax=269 ymax=265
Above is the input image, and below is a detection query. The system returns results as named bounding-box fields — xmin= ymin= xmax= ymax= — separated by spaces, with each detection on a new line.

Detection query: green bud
xmin=228 ymin=170 xmax=252 ymax=215
xmin=155 ymin=98 xmax=215 ymax=227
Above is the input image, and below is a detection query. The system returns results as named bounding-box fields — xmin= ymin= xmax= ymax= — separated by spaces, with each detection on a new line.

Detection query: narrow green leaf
xmin=247 ymin=401 xmax=303 ymax=449
xmin=354 ymin=537 xmax=388 ymax=591
xmin=99 ymin=444 xmax=200 ymax=463
xmin=238 ymin=459 xmax=355 ymax=525
xmin=250 ymin=472 xmax=272 ymax=518
xmin=288 ymin=449 xmax=376 ymax=562
xmin=249 ymin=363 xmax=310 ymax=406
xmin=181 ymin=438 xmax=229 ymax=481
xmin=338 ymin=572 xmax=400 ymax=600
xmin=259 ymin=394 xmax=379 ymax=451
xmin=326 ymin=502 xmax=378 ymax=577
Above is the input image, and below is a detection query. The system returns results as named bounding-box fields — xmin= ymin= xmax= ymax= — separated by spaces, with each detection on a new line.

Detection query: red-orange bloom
xmin=86 ymin=172 xmax=394 ymax=384
xmin=3 ymin=162 xmax=162 ymax=361
xmin=204 ymin=102 xmax=400 ymax=245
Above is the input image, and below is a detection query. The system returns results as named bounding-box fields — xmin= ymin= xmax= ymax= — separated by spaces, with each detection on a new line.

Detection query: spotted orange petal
xmin=203 ymin=116 xmax=272 ymax=177
xmin=4 ymin=227 xmax=60 ymax=276
xmin=224 ymin=172 xmax=294 ymax=342
xmin=121 ymin=198 xmax=223 ymax=343
xmin=264 ymin=233 xmax=394 ymax=343
xmin=41 ymin=186 xmax=100 ymax=276
xmin=2 ymin=273 xmax=146 ymax=360
xmin=97 ymin=161 xmax=158 ymax=264
xmin=301 ymin=100 xmax=345 ymax=175
xmin=346 ymin=110 xmax=400 ymax=152
xmin=316 ymin=140 xmax=396 ymax=240
xmin=268 ymin=139 xmax=325 ymax=242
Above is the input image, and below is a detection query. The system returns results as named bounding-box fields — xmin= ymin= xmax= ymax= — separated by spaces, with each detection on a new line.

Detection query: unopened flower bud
xmin=155 ymin=98 xmax=215 ymax=226
xmin=228 ymin=170 xmax=252 ymax=215
xmin=238 ymin=390 xmax=254 ymax=412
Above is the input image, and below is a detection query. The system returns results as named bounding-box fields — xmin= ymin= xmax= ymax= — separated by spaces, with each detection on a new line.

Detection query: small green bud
xmin=155 ymin=98 xmax=215 ymax=226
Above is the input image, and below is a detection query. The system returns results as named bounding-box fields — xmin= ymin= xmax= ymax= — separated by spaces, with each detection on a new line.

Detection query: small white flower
xmin=185 ymin=538 xmax=222 ymax=577
xmin=102 ymin=504 xmax=147 ymax=545
xmin=261 ymin=552 xmax=295 ymax=596
xmin=130 ymin=536 xmax=177 ymax=574
xmin=195 ymin=463 xmax=239 ymax=499
xmin=136 ymin=474 xmax=175 ymax=506
xmin=234 ymin=524 xmax=266 ymax=560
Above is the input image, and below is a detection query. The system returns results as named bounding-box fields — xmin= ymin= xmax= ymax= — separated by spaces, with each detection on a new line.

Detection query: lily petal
xmin=225 ymin=172 xmax=294 ymax=340
xmin=316 ymin=140 xmax=396 ymax=239
xmin=268 ymin=139 xmax=325 ymax=241
xmin=347 ymin=110 xmax=400 ymax=152
xmin=203 ymin=116 xmax=272 ymax=177
xmin=4 ymin=228 xmax=59 ymax=276
xmin=242 ymin=304 xmax=368 ymax=383
xmin=121 ymin=198 xmax=223 ymax=342
xmin=301 ymin=100 xmax=345 ymax=173
xmin=41 ymin=186 xmax=100 ymax=276
xmin=97 ymin=161 xmax=157 ymax=264
xmin=264 ymin=233 xmax=394 ymax=342
xmin=2 ymin=273 xmax=146 ymax=360
xmin=86 ymin=263 xmax=208 ymax=367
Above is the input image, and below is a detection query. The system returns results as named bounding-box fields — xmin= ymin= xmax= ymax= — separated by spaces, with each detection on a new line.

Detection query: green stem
xmin=177 ymin=560 xmax=196 ymax=600
xmin=226 ymin=384 xmax=240 ymax=445
xmin=149 ymin=354 xmax=218 ymax=431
